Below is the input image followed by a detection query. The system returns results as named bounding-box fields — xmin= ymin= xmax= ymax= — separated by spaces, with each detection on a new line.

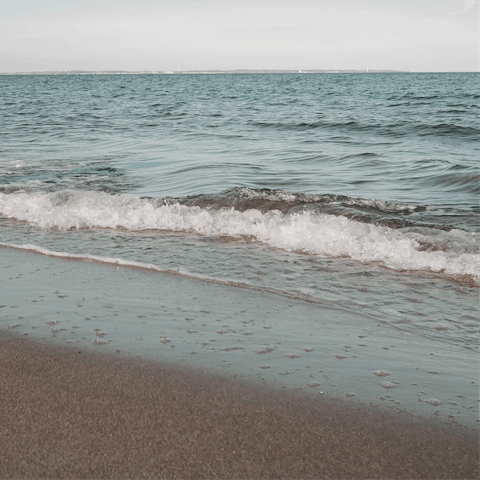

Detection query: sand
xmin=0 ymin=333 xmax=478 ymax=479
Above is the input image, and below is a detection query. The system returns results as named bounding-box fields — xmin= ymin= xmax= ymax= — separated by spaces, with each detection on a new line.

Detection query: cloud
xmin=449 ymin=0 xmax=477 ymax=14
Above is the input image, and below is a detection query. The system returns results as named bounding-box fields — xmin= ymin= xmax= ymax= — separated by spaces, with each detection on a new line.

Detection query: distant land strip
xmin=0 ymin=69 xmax=407 ymax=75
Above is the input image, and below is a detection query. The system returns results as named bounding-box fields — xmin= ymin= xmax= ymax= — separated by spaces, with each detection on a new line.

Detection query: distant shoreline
xmin=0 ymin=68 xmax=409 ymax=75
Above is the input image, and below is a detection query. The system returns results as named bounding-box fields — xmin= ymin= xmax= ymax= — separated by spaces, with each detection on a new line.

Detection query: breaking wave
xmin=0 ymin=188 xmax=478 ymax=280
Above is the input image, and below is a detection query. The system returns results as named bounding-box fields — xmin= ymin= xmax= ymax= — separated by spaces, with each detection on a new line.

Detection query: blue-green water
xmin=1 ymin=73 xmax=478 ymax=208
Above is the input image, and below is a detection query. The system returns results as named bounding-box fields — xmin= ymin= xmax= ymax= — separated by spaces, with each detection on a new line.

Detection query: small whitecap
xmin=373 ymin=370 xmax=390 ymax=377
xmin=296 ymin=288 xmax=313 ymax=296
xmin=92 ymin=338 xmax=108 ymax=345
xmin=255 ymin=345 xmax=275 ymax=354
xmin=381 ymin=382 xmax=394 ymax=389
xmin=424 ymin=398 xmax=441 ymax=406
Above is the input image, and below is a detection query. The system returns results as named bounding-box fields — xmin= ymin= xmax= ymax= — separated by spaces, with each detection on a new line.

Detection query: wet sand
xmin=1 ymin=333 xmax=478 ymax=479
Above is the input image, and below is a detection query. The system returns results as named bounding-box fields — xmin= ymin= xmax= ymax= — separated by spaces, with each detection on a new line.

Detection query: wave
xmin=0 ymin=189 xmax=478 ymax=280
xmin=0 ymin=243 xmax=320 ymax=303
xmin=155 ymin=187 xmax=425 ymax=225
xmin=251 ymin=119 xmax=478 ymax=140
xmin=418 ymin=171 xmax=480 ymax=193
xmin=0 ymin=159 xmax=138 ymax=195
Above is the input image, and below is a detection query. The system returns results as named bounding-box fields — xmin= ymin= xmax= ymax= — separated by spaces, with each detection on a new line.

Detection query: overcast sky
xmin=0 ymin=0 xmax=477 ymax=72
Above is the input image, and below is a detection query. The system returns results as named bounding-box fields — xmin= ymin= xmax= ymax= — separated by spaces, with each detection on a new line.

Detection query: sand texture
xmin=0 ymin=335 xmax=478 ymax=479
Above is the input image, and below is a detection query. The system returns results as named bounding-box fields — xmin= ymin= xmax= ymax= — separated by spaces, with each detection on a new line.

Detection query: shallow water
xmin=2 ymin=246 xmax=478 ymax=428
xmin=0 ymin=72 xmax=478 ymax=426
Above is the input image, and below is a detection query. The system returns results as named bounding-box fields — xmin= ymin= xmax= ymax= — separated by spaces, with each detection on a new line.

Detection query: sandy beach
xmin=1 ymin=332 xmax=478 ymax=480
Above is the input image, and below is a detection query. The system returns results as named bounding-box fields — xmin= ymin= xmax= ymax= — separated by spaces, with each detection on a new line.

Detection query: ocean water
xmin=0 ymin=73 xmax=478 ymax=427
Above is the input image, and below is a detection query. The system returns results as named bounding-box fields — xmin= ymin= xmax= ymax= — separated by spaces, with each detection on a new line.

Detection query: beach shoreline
xmin=1 ymin=331 xmax=478 ymax=479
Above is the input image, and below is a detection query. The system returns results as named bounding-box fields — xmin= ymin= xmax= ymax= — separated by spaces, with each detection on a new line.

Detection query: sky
xmin=0 ymin=0 xmax=477 ymax=72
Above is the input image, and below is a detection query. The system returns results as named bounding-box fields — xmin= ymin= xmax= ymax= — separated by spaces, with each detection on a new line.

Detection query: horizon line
xmin=1 ymin=68 xmax=478 ymax=75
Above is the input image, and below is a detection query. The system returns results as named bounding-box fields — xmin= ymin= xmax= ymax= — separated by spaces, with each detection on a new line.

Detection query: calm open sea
xmin=0 ymin=73 xmax=478 ymax=427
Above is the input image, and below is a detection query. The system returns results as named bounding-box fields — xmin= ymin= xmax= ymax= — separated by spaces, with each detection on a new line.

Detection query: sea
xmin=0 ymin=72 xmax=478 ymax=429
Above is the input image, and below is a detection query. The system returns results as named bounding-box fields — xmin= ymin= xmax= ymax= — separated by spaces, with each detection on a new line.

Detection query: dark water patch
xmin=251 ymin=118 xmax=478 ymax=141
xmin=165 ymin=187 xmax=421 ymax=213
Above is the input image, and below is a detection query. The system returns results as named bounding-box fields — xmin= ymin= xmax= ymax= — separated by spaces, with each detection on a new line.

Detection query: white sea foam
xmin=0 ymin=242 xmax=260 ymax=292
xmin=0 ymin=242 xmax=163 ymax=270
xmin=0 ymin=190 xmax=478 ymax=279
